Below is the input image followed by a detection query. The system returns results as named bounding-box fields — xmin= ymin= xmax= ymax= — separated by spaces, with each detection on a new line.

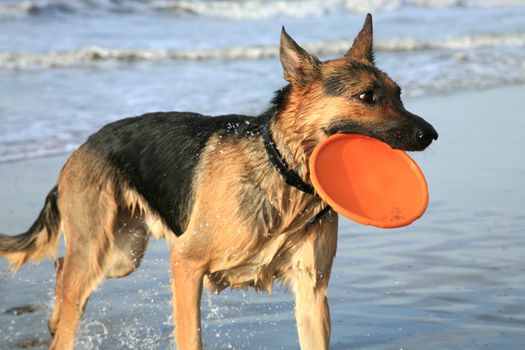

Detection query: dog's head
xmin=276 ymin=14 xmax=438 ymax=152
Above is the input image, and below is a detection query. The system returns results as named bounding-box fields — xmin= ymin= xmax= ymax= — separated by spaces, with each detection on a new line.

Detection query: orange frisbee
xmin=309 ymin=134 xmax=429 ymax=228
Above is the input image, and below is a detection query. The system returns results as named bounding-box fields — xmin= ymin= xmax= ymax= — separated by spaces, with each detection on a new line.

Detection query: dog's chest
xmin=202 ymin=206 xmax=334 ymax=294
xmin=203 ymin=229 xmax=305 ymax=293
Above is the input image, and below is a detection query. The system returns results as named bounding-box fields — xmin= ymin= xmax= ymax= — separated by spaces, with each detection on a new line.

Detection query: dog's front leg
xmin=291 ymin=214 xmax=338 ymax=350
xmin=292 ymin=273 xmax=331 ymax=350
xmin=170 ymin=249 xmax=205 ymax=350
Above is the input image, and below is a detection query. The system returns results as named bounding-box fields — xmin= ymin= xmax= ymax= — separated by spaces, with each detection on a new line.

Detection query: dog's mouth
xmin=325 ymin=121 xmax=438 ymax=152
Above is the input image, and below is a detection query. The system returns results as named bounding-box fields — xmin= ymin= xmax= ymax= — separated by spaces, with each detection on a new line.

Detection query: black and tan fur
xmin=0 ymin=15 xmax=437 ymax=350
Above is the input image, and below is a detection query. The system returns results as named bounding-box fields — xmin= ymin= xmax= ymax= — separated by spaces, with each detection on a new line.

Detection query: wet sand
xmin=1 ymin=84 xmax=525 ymax=349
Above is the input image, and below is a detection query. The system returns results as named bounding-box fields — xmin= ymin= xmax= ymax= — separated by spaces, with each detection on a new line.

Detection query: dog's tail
xmin=0 ymin=186 xmax=61 ymax=271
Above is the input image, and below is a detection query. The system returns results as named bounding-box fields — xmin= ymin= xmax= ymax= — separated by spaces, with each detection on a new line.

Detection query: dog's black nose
xmin=430 ymin=127 xmax=438 ymax=141
xmin=415 ymin=125 xmax=438 ymax=144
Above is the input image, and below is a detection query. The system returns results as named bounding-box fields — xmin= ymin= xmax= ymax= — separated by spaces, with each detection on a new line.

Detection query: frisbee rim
xmin=309 ymin=133 xmax=429 ymax=228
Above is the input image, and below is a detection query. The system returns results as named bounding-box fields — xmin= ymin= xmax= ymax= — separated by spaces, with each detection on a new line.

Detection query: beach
xmin=2 ymin=1 xmax=525 ymax=348
xmin=1 ymin=84 xmax=524 ymax=349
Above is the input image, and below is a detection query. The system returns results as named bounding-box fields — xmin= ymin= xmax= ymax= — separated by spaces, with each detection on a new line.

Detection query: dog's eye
xmin=358 ymin=91 xmax=377 ymax=104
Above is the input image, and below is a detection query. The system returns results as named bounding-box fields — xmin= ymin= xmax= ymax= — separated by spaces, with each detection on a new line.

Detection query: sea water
xmin=0 ymin=1 xmax=524 ymax=349
xmin=1 ymin=1 xmax=525 ymax=162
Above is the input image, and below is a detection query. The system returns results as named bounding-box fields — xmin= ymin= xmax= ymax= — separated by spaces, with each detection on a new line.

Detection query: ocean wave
xmin=151 ymin=0 xmax=399 ymax=19
xmin=1 ymin=0 xmax=525 ymax=20
xmin=153 ymin=0 xmax=525 ymax=19
xmin=0 ymin=1 xmax=83 ymax=19
xmin=2 ymin=32 xmax=525 ymax=70
xmin=0 ymin=0 xmax=147 ymax=19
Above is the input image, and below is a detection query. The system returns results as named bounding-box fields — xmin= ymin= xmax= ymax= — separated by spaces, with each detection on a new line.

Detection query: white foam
xmin=1 ymin=0 xmax=525 ymax=20
xmin=152 ymin=0 xmax=401 ymax=19
xmin=0 ymin=0 xmax=76 ymax=19
xmin=409 ymin=0 xmax=525 ymax=7
xmin=152 ymin=0 xmax=525 ymax=19
xmin=376 ymin=32 xmax=525 ymax=51
xmin=2 ymin=32 xmax=525 ymax=70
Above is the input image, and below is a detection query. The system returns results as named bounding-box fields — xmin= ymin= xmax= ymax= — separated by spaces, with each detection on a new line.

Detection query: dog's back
xmin=85 ymin=111 xmax=263 ymax=236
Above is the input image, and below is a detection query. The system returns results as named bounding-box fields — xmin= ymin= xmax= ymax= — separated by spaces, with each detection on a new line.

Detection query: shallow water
xmin=1 ymin=1 xmax=525 ymax=161
xmin=1 ymin=1 xmax=525 ymax=349
xmin=1 ymin=85 xmax=525 ymax=349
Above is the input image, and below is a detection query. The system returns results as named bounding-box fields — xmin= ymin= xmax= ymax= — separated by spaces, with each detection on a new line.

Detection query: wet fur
xmin=0 ymin=14 xmax=436 ymax=350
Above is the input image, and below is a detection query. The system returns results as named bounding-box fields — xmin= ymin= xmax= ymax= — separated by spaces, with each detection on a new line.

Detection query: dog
xmin=0 ymin=14 xmax=437 ymax=350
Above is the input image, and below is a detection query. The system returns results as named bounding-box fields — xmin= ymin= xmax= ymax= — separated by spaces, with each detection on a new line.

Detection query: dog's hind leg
xmin=49 ymin=215 xmax=114 ymax=350
xmin=48 ymin=257 xmax=92 ymax=338
xmin=49 ymin=152 xmax=119 ymax=350
xmin=48 ymin=208 xmax=149 ymax=343
xmin=48 ymin=257 xmax=64 ymax=337
xmin=170 ymin=247 xmax=206 ymax=350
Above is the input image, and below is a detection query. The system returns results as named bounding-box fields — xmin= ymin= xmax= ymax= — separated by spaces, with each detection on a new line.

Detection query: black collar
xmin=262 ymin=120 xmax=314 ymax=195
xmin=262 ymin=120 xmax=331 ymax=224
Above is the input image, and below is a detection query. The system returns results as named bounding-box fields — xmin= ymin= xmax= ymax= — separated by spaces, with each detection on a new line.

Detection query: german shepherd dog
xmin=0 ymin=14 xmax=437 ymax=350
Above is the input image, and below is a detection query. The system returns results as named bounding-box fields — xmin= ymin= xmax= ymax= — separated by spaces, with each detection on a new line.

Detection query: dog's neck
xmin=263 ymin=85 xmax=319 ymax=184
xmin=264 ymin=112 xmax=331 ymax=225
xmin=263 ymin=118 xmax=313 ymax=195
xmin=266 ymin=113 xmax=311 ymax=183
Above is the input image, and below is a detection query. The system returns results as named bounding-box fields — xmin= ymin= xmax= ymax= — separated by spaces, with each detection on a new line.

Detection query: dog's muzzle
xmin=379 ymin=111 xmax=438 ymax=151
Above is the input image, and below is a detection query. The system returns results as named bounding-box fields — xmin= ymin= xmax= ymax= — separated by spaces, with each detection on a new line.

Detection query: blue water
xmin=1 ymin=1 xmax=525 ymax=349
xmin=1 ymin=1 xmax=525 ymax=162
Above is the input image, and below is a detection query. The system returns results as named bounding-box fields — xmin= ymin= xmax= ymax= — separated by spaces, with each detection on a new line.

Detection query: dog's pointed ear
xmin=279 ymin=27 xmax=320 ymax=85
xmin=345 ymin=13 xmax=374 ymax=64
